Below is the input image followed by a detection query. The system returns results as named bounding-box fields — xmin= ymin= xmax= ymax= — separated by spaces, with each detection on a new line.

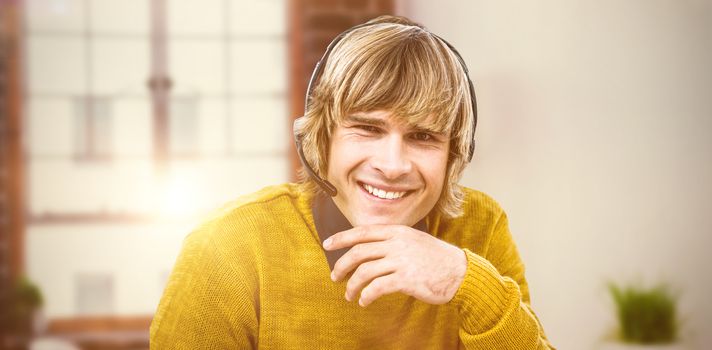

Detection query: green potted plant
xmin=602 ymin=281 xmax=682 ymax=349
xmin=1 ymin=276 xmax=45 ymax=346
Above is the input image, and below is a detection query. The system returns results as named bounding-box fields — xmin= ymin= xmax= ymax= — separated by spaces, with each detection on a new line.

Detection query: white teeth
xmin=361 ymin=183 xmax=406 ymax=200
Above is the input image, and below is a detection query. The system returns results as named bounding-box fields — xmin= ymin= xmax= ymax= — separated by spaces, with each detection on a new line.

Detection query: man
xmin=151 ymin=15 xmax=554 ymax=349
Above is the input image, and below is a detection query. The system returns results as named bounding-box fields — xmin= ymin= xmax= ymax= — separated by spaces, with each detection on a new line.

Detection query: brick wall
xmin=0 ymin=0 xmax=25 ymax=343
xmin=0 ymin=0 xmax=24 ymax=279
xmin=287 ymin=0 xmax=395 ymax=179
xmin=0 ymin=10 xmax=9 ymax=341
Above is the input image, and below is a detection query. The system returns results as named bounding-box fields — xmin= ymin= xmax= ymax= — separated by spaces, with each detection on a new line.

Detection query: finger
xmin=331 ymin=241 xmax=388 ymax=281
xmin=323 ymin=225 xmax=395 ymax=251
xmin=344 ymin=258 xmax=395 ymax=302
xmin=358 ymin=273 xmax=404 ymax=307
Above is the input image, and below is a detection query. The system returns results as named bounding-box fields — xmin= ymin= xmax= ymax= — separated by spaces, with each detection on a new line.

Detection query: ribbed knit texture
xmin=150 ymin=183 xmax=555 ymax=349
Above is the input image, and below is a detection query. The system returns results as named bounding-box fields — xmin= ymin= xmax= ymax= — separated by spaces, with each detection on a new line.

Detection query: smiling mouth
xmin=358 ymin=181 xmax=413 ymax=200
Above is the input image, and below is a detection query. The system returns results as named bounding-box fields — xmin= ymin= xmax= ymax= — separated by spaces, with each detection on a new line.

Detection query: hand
xmin=323 ymin=225 xmax=467 ymax=307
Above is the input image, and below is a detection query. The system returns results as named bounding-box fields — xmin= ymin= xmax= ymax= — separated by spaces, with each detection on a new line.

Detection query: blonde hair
xmin=294 ymin=15 xmax=475 ymax=218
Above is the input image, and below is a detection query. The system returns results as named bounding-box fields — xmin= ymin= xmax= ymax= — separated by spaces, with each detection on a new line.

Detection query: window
xmin=25 ymin=0 xmax=288 ymax=218
xmin=23 ymin=0 xmax=290 ymax=322
xmin=75 ymin=272 xmax=114 ymax=315
xmin=168 ymin=96 xmax=198 ymax=157
xmin=73 ymin=96 xmax=113 ymax=160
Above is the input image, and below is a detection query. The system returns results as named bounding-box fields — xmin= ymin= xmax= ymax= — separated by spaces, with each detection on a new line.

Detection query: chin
xmin=350 ymin=213 xmax=414 ymax=227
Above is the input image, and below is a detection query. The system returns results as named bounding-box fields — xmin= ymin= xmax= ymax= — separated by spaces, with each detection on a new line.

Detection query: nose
xmin=370 ymin=135 xmax=413 ymax=180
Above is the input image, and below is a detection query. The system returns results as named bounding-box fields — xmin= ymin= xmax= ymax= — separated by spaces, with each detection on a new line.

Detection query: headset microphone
xmin=294 ymin=123 xmax=337 ymax=197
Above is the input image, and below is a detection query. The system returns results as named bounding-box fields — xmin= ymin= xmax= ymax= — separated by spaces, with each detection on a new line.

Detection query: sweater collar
xmin=311 ymin=192 xmax=428 ymax=271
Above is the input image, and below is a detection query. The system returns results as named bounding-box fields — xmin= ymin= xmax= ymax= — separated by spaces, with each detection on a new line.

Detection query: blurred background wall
xmin=1 ymin=0 xmax=710 ymax=349
xmin=22 ymin=0 xmax=288 ymax=318
xmin=14 ymin=1 xmax=290 ymax=349
xmin=398 ymin=0 xmax=712 ymax=348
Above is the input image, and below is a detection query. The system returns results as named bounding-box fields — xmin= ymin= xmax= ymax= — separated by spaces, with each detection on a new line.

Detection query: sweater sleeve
xmin=448 ymin=211 xmax=555 ymax=349
xmin=150 ymin=222 xmax=259 ymax=349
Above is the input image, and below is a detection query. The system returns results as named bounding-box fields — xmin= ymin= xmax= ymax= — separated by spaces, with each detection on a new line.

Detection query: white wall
xmin=399 ymin=1 xmax=712 ymax=348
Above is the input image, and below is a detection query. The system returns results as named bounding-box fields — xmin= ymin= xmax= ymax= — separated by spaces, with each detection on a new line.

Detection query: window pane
xmin=169 ymin=39 xmax=225 ymax=95
xmin=89 ymin=0 xmax=149 ymax=35
xmin=26 ymin=0 xmax=86 ymax=33
xmin=27 ymin=97 xmax=75 ymax=157
xmin=113 ymin=98 xmax=152 ymax=157
xmin=169 ymin=96 xmax=199 ymax=156
xmin=73 ymin=96 xmax=113 ymax=159
xmin=92 ymin=98 xmax=113 ymax=156
xmin=92 ymin=39 xmax=150 ymax=95
xmin=230 ymin=0 xmax=286 ymax=36
xmin=195 ymin=98 xmax=227 ymax=155
xmin=167 ymin=0 xmax=223 ymax=36
xmin=27 ymin=36 xmax=86 ymax=94
xmin=230 ymin=40 xmax=286 ymax=94
xmin=75 ymin=273 xmax=114 ymax=315
xmin=91 ymin=98 xmax=114 ymax=156
xmin=230 ymin=97 xmax=286 ymax=153
xmin=73 ymin=98 xmax=87 ymax=156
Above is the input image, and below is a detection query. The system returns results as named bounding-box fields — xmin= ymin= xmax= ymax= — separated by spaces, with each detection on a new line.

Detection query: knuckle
xmin=393 ymin=254 xmax=408 ymax=267
xmin=358 ymin=260 xmax=372 ymax=273
xmin=361 ymin=285 xmax=375 ymax=302
xmin=371 ymin=279 xmax=385 ymax=294
xmin=358 ymin=227 xmax=369 ymax=239
xmin=391 ymin=235 xmax=407 ymax=248
xmin=338 ymin=259 xmax=352 ymax=273
xmin=333 ymin=258 xmax=349 ymax=274
xmin=393 ymin=272 xmax=410 ymax=292
xmin=352 ymin=262 xmax=371 ymax=281
xmin=350 ymin=245 xmax=363 ymax=260
xmin=346 ymin=275 xmax=360 ymax=292
xmin=400 ymin=284 xmax=412 ymax=295
xmin=403 ymin=266 xmax=417 ymax=280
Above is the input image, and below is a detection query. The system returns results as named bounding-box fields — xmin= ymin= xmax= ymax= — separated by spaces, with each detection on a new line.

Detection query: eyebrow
xmin=344 ymin=114 xmax=387 ymax=127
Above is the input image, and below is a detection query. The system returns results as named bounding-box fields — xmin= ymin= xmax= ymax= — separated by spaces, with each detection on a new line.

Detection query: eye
xmin=411 ymin=132 xmax=433 ymax=142
xmin=355 ymin=125 xmax=380 ymax=133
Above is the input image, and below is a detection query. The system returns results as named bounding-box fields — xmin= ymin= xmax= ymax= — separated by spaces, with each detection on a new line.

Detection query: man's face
xmin=326 ymin=110 xmax=450 ymax=227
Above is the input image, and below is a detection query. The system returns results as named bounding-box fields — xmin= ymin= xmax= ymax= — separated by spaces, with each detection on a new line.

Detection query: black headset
xmin=294 ymin=21 xmax=478 ymax=197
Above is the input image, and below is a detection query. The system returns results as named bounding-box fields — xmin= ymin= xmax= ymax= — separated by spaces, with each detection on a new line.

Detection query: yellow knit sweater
xmin=150 ymin=183 xmax=554 ymax=349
